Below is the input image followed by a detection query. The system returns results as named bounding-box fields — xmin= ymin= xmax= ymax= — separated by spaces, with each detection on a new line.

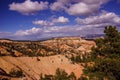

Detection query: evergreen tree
xmin=93 ymin=25 xmax=120 ymax=57
xmin=85 ymin=26 xmax=120 ymax=80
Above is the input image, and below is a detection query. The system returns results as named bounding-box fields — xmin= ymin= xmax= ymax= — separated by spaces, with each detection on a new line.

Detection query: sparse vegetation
xmin=0 ymin=42 xmax=57 ymax=57
xmin=37 ymin=57 xmax=40 ymax=61
xmin=0 ymin=36 xmax=94 ymax=79
xmin=40 ymin=68 xmax=76 ymax=80
xmin=70 ymin=54 xmax=90 ymax=64
xmin=0 ymin=37 xmax=94 ymax=57
xmin=9 ymin=68 xmax=24 ymax=77
xmin=1 ymin=78 xmax=9 ymax=80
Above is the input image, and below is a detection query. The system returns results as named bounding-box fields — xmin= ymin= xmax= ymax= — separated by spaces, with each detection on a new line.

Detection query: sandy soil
xmin=0 ymin=55 xmax=84 ymax=80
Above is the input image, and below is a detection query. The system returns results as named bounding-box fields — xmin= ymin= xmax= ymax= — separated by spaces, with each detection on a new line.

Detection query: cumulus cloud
xmin=52 ymin=16 xmax=69 ymax=23
xmin=50 ymin=2 xmax=67 ymax=11
xmin=33 ymin=16 xmax=69 ymax=26
xmin=81 ymin=0 xmax=108 ymax=4
xmin=67 ymin=0 xmax=109 ymax=16
xmin=66 ymin=2 xmax=98 ymax=16
xmin=15 ymin=27 xmax=42 ymax=36
xmin=50 ymin=0 xmax=70 ymax=11
xmin=13 ymin=25 xmax=78 ymax=40
xmin=9 ymin=0 xmax=109 ymax=16
xmin=33 ymin=20 xmax=54 ymax=26
xmin=50 ymin=0 xmax=109 ymax=16
xmin=13 ymin=25 xmax=105 ymax=40
xmin=1 ymin=24 xmax=107 ymax=40
xmin=20 ymin=11 xmax=120 ymax=40
xmin=9 ymin=0 xmax=48 ymax=15
xmin=76 ymin=11 xmax=120 ymax=26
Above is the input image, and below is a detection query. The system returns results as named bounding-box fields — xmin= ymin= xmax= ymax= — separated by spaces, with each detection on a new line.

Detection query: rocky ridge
xmin=0 ymin=37 xmax=95 ymax=80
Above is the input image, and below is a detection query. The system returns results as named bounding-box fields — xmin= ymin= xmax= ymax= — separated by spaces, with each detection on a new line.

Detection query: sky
xmin=0 ymin=0 xmax=120 ymax=40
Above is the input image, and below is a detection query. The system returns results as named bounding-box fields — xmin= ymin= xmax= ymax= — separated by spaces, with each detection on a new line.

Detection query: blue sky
xmin=0 ymin=0 xmax=120 ymax=40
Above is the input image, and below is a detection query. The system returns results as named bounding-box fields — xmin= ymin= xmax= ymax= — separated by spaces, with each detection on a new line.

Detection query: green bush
xmin=9 ymin=68 xmax=23 ymax=77
xmin=40 ymin=68 xmax=76 ymax=80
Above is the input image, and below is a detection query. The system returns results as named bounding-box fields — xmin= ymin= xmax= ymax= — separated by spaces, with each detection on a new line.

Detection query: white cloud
xmin=9 ymin=0 xmax=48 ymax=15
xmin=9 ymin=0 xmax=109 ymax=16
xmin=66 ymin=2 xmax=98 ymax=16
xmin=1 ymin=24 xmax=109 ymax=40
xmin=50 ymin=0 xmax=70 ymax=11
xmin=81 ymin=0 xmax=108 ymax=4
xmin=15 ymin=27 xmax=42 ymax=36
xmin=76 ymin=11 xmax=120 ymax=26
xmin=13 ymin=24 xmax=105 ymax=40
xmin=57 ymin=0 xmax=70 ymax=3
xmin=6 ymin=13 xmax=119 ymax=40
xmin=50 ymin=0 xmax=109 ymax=16
xmin=14 ymin=25 xmax=79 ymax=40
xmin=50 ymin=2 xmax=67 ymax=11
xmin=52 ymin=16 xmax=69 ymax=23
xmin=33 ymin=16 xmax=69 ymax=26
xmin=67 ymin=0 xmax=109 ymax=16
xmin=33 ymin=20 xmax=54 ymax=26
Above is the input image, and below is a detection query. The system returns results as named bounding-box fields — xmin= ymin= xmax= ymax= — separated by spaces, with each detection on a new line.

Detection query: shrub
xmin=40 ymin=68 xmax=77 ymax=80
xmin=9 ymin=68 xmax=23 ymax=77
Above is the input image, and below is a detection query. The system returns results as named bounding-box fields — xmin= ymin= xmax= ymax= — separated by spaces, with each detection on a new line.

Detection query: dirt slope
xmin=0 ymin=55 xmax=83 ymax=80
xmin=0 ymin=37 xmax=95 ymax=80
